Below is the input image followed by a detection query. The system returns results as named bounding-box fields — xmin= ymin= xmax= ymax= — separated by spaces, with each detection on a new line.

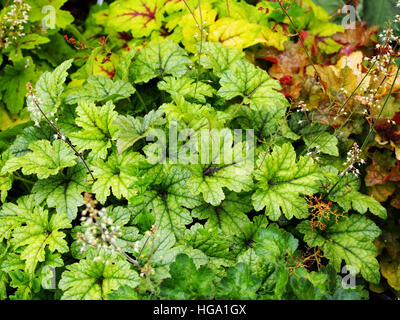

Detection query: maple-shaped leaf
xmin=106 ymin=0 xmax=164 ymax=37
xmin=11 ymin=208 xmax=71 ymax=274
xmin=91 ymin=151 xmax=142 ymax=204
xmin=65 ymin=75 xmax=135 ymax=105
xmin=252 ymin=143 xmax=323 ymax=221
xmin=129 ymin=40 xmax=192 ymax=83
xmin=199 ymin=42 xmax=245 ymax=77
xmin=32 ymin=164 xmax=90 ymax=220
xmin=0 ymin=57 xmax=36 ymax=114
xmin=218 ymin=58 xmax=289 ymax=113
xmin=113 ymin=109 xmax=166 ymax=154
xmin=157 ymin=76 xmax=215 ymax=103
xmin=297 ymin=214 xmax=381 ymax=284
xmin=186 ymin=130 xmax=254 ymax=206
xmin=27 ymin=0 xmax=74 ymax=29
xmin=1 ymin=140 xmax=76 ymax=179
xmin=69 ymin=101 xmax=118 ymax=160
xmin=59 ymin=259 xmax=139 ymax=300
xmin=216 ymin=262 xmax=261 ymax=300
xmin=129 ymin=165 xmax=202 ymax=239
xmin=27 ymin=59 xmax=73 ymax=123
xmin=160 ymin=254 xmax=215 ymax=299
xmin=192 ymin=192 xmax=252 ymax=236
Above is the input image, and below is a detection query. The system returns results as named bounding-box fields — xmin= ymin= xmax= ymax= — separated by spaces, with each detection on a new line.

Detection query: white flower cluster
xmin=26 ymin=94 xmax=44 ymax=127
xmin=296 ymin=100 xmax=308 ymax=112
xmin=0 ymin=0 xmax=31 ymax=49
xmin=77 ymin=204 xmax=123 ymax=262
xmin=341 ymin=142 xmax=365 ymax=177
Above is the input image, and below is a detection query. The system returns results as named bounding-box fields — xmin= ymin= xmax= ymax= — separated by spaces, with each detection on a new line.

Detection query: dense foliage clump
xmin=0 ymin=0 xmax=400 ymax=300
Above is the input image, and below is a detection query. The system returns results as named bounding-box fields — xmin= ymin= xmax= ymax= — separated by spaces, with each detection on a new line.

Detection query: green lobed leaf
xmin=252 ymin=143 xmax=323 ymax=220
xmin=69 ymin=101 xmax=119 ymax=160
xmin=32 ymin=164 xmax=90 ymax=220
xmin=1 ymin=139 xmax=77 ymax=179
xmin=297 ymin=214 xmax=381 ymax=283
xmin=91 ymin=151 xmax=142 ymax=204
xmin=218 ymin=58 xmax=288 ymax=113
xmin=65 ymin=75 xmax=135 ymax=105
xmin=59 ymin=259 xmax=139 ymax=300
xmin=129 ymin=40 xmax=192 ymax=83
xmin=11 ymin=208 xmax=71 ymax=274
xmin=27 ymin=59 xmax=73 ymax=123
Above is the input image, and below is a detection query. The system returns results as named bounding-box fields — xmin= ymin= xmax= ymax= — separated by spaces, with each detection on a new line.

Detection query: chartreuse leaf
xmin=59 ymin=259 xmax=139 ymax=300
xmin=65 ymin=76 xmax=135 ymax=105
xmin=27 ymin=59 xmax=73 ymax=123
xmin=218 ymin=58 xmax=288 ymax=113
xmin=32 ymin=164 xmax=90 ymax=220
xmin=187 ymin=130 xmax=254 ymax=206
xmin=252 ymin=143 xmax=323 ymax=221
xmin=160 ymin=254 xmax=215 ymax=299
xmin=297 ymin=214 xmax=381 ymax=283
xmin=208 ymin=18 xmax=261 ymax=50
xmin=0 ymin=57 xmax=36 ymax=114
xmin=91 ymin=151 xmax=142 ymax=204
xmin=113 ymin=109 xmax=166 ymax=154
xmin=129 ymin=165 xmax=202 ymax=239
xmin=177 ymin=1 xmax=217 ymax=53
xmin=1 ymin=139 xmax=76 ymax=179
xmin=157 ymin=76 xmax=215 ymax=103
xmin=129 ymin=40 xmax=192 ymax=83
xmin=199 ymin=42 xmax=245 ymax=77
xmin=216 ymin=263 xmax=261 ymax=299
xmin=69 ymin=101 xmax=118 ymax=160
xmin=192 ymin=192 xmax=252 ymax=236
xmin=11 ymin=207 xmax=71 ymax=274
